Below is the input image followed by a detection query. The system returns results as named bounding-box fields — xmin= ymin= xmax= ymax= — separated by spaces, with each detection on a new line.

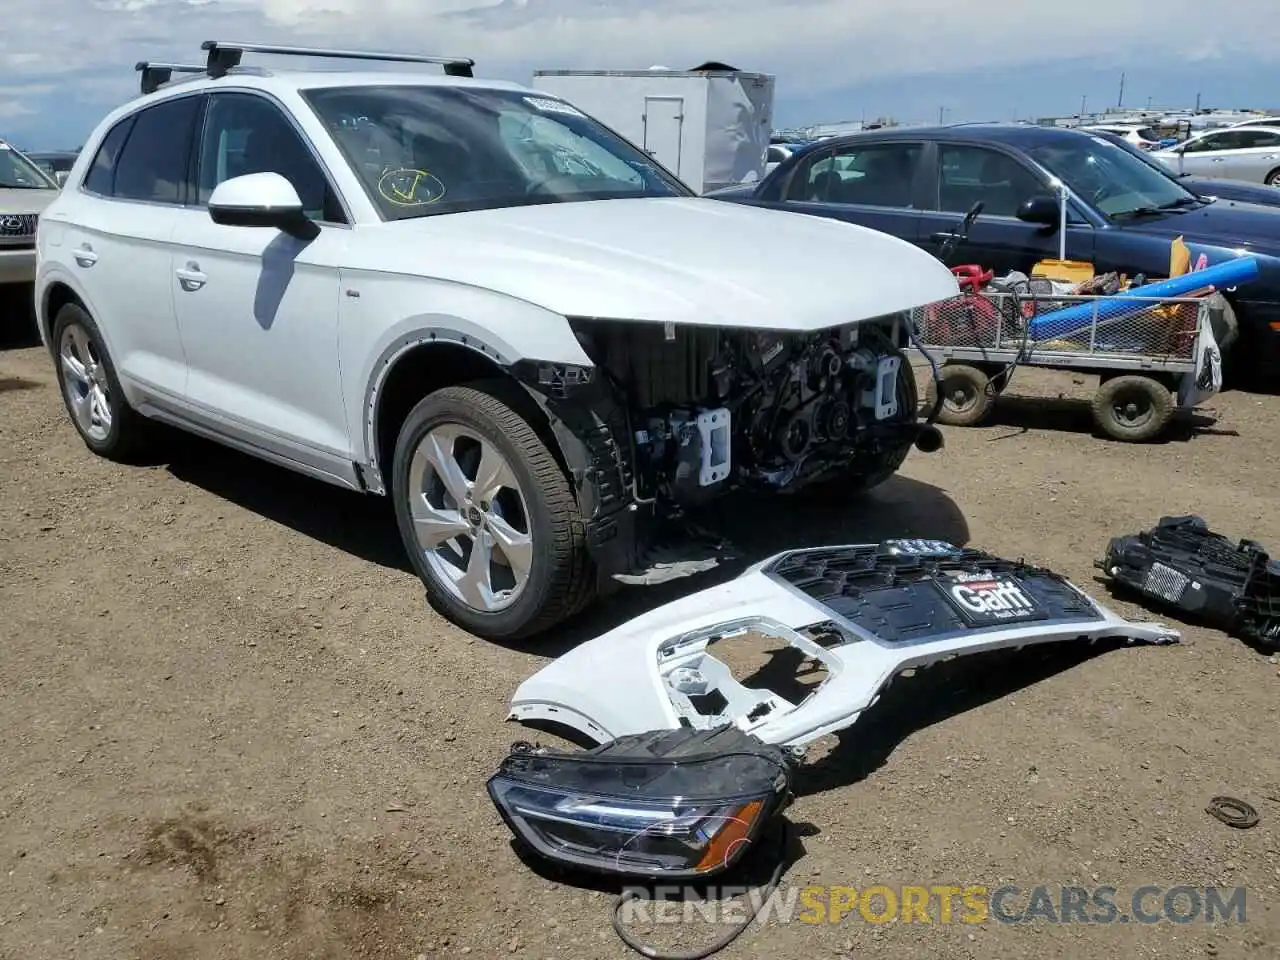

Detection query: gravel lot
xmin=2 ymin=297 xmax=1278 ymax=960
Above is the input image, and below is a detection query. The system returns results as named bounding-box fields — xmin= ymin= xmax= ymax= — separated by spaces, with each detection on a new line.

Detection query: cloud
xmin=0 ymin=0 xmax=1277 ymax=143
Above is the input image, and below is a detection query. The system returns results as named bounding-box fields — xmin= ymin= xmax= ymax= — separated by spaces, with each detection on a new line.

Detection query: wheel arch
xmin=39 ymin=277 xmax=90 ymax=354
xmin=362 ymin=332 xmax=571 ymax=496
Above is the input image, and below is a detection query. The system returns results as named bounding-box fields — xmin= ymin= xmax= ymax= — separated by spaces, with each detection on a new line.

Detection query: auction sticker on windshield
xmin=524 ymin=96 xmax=586 ymax=118
xmin=935 ymin=571 xmax=1047 ymax=626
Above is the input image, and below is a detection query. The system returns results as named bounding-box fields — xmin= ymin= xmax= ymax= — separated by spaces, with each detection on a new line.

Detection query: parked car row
xmin=707 ymin=124 xmax=1280 ymax=381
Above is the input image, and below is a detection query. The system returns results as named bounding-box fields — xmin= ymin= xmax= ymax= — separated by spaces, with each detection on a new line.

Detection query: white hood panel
xmin=364 ymin=198 xmax=960 ymax=330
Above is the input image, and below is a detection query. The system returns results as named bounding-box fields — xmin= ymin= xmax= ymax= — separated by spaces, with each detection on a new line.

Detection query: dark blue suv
xmin=709 ymin=124 xmax=1280 ymax=381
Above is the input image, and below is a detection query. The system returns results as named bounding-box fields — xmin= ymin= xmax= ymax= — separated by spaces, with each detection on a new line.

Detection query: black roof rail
xmin=135 ymin=61 xmax=207 ymax=95
xmin=200 ymin=40 xmax=475 ymax=79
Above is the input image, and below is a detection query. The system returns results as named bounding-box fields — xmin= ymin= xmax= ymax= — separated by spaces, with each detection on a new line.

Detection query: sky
xmin=2 ymin=0 xmax=1279 ymax=150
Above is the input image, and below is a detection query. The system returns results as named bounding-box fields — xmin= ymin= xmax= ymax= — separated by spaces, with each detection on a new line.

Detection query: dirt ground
xmin=2 ymin=298 xmax=1278 ymax=960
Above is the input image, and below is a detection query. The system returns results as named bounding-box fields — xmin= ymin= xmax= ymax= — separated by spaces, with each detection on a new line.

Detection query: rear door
xmin=54 ymin=94 xmax=203 ymax=399
xmin=767 ymin=139 xmax=928 ymax=244
xmin=1221 ymin=129 xmax=1280 ymax=182
xmin=916 ymin=142 xmax=1096 ymax=274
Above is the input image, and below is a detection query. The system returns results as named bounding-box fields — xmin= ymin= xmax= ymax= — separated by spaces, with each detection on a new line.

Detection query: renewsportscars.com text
xmin=618 ymin=883 xmax=1248 ymax=927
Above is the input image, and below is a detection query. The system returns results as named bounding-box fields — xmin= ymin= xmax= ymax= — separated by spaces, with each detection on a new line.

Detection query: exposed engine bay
xmin=569 ymin=316 xmax=933 ymax=503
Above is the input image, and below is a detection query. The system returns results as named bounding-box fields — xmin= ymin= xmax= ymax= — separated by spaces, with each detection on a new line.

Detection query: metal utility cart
xmin=912 ymin=289 xmax=1221 ymax=442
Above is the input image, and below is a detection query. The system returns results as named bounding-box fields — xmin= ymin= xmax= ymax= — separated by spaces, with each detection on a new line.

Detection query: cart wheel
xmin=1091 ymin=375 xmax=1173 ymax=442
xmin=926 ymin=363 xmax=995 ymax=427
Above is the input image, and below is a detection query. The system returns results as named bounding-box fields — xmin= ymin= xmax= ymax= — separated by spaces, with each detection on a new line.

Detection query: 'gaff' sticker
xmin=524 ymin=96 xmax=585 ymax=118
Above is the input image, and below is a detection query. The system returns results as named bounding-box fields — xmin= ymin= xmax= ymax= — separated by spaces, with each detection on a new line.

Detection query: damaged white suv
xmin=36 ymin=42 xmax=958 ymax=640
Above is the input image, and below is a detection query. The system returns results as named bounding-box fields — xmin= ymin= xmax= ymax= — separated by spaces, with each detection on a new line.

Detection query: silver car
xmin=1151 ymin=126 xmax=1280 ymax=185
xmin=0 ymin=139 xmax=59 ymax=289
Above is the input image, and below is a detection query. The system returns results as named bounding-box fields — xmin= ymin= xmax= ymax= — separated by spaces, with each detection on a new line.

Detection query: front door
xmin=1176 ymin=130 xmax=1249 ymax=180
xmin=170 ymin=91 xmax=351 ymax=470
xmin=917 ymin=143 xmax=1096 ymax=275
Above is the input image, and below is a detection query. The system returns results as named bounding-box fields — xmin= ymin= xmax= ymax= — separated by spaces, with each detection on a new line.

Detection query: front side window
xmin=196 ymin=92 xmax=345 ymax=223
xmin=938 ymin=145 xmax=1045 ymax=217
xmin=786 ymin=142 xmax=922 ymax=207
xmin=1183 ymin=132 xmax=1242 ymax=154
xmin=1027 ymin=134 xmax=1199 ymax=217
xmin=300 ymin=85 xmax=690 ymax=220
xmin=0 ymin=142 xmax=57 ymax=189
xmin=112 ymin=95 xmax=203 ymax=204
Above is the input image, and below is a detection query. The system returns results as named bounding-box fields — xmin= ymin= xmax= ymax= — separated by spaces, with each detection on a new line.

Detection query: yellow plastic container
xmin=1031 ymin=259 xmax=1095 ymax=284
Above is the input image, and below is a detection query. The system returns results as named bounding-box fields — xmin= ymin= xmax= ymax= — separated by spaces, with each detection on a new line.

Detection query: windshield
xmin=0 ymin=142 xmax=57 ymax=189
xmin=1027 ymin=134 xmax=1197 ymax=217
xmin=301 ymin=85 xmax=691 ymax=219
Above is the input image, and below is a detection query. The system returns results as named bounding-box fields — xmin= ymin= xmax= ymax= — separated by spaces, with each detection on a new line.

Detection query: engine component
xmin=486 ymin=725 xmax=792 ymax=879
xmin=570 ymin=317 xmax=930 ymax=503
xmin=1098 ymin=514 xmax=1280 ymax=650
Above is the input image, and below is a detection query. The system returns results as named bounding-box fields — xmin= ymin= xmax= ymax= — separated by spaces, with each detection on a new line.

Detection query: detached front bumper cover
xmin=507 ymin=539 xmax=1180 ymax=750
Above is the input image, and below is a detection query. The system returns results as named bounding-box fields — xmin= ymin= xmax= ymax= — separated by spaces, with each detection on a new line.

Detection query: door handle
xmin=73 ymin=245 xmax=97 ymax=268
xmin=175 ymin=261 xmax=207 ymax=292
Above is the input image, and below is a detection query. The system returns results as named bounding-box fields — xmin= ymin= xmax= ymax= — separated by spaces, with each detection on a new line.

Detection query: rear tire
xmin=1091 ymin=374 xmax=1173 ymax=442
xmin=1265 ymin=168 xmax=1280 ymax=187
xmin=51 ymin=302 xmax=150 ymax=461
xmin=391 ymin=380 xmax=594 ymax=641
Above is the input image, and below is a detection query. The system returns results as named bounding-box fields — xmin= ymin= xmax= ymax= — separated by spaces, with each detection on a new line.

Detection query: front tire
xmin=391 ymin=381 xmax=594 ymax=641
xmin=51 ymin=302 xmax=150 ymax=461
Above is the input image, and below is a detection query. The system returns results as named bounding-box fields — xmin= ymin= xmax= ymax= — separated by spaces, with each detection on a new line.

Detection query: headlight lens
xmin=487 ymin=728 xmax=790 ymax=879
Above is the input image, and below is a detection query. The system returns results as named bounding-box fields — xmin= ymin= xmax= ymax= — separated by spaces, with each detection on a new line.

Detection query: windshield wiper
xmin=0 ymin=183 xmax=51 ymax=190
xmin=1111 ymin=206 xmax=1165 ymax=219
xmin=1159 ymin=196 xmax=1204 ymax=210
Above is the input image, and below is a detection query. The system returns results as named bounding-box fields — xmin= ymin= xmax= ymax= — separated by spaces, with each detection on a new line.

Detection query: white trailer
xmin=530 ymin=65 xmax=776 ymax=194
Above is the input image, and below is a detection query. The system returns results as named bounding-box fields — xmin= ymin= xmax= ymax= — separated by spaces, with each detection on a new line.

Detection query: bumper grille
xmin=0 ymin=213 xmax=38 ymax=245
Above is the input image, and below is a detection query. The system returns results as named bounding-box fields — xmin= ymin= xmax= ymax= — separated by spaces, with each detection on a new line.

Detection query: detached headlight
xmin=487 ymin=727 xmax=792 ymax=879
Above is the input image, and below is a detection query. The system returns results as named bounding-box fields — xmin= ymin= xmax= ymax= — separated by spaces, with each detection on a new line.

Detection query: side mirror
xmin=207 ymin=172 xmax=319 ymax=240
xmin=54 ymin=171 xmax=69 ymax=186
xmin=1017 ymin=195 xmax=1061 ymax=226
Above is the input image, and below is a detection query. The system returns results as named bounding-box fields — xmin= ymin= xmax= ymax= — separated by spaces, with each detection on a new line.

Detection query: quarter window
xmin=82 ymin=116 xmax=136 ymax=196
xmin=787 ymin=142 xmax=922 ymax=208
xmin=196 ymin=92 xmax=345 ymax=223
xmin=111 ymin=96 xmax=202 ymax=204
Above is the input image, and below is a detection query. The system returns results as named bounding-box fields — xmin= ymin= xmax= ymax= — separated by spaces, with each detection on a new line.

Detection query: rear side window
xmin=111 ymin=95 xmax=203 ymax=204
xmin=82 ymin=117 xmax=135 ymax=196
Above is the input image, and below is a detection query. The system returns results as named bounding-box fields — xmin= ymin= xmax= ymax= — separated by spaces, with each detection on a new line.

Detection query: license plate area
xmin=933 ymin=572 xmax=1048 ymax=626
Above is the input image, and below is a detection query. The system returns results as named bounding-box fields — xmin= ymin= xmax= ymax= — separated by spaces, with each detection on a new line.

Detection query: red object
xmin=951 ymin=264 xmax=994 ymax=294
